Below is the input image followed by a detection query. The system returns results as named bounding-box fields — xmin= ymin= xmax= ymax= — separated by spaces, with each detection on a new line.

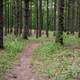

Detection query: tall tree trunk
xmin=64 ymin=0 xmax=67 ymax=32
xmin=46 ymin=0 xmax=49 ymax=37
xmin=29 ymin=1 xmax=32 ymax=36
xmin=0 ymin=0 xmax=3 ymax=48
xmin=19 ymin=0 xmax=23 ymax=35
xmin=4 ymin=0 xmax=7 ymax=35
xmin=67 ymin=0 xmax=70 ymax=34
xmin=39 ymin=0 xmax=43 ymax=37
xmin=78 ymin=0 xmax=80 ymax=37
xmin=70 ymin=0 xmax=75 ymax=34
xmin=56 ymin=0 xmax=64 ymax=45
xmin=7 ymin=1 xmax=10 ymax=33
xmin=36 ymin=0 xmax=39 ymax=38
xmin=53 ymin=0 xmax=57 ymax=36
xmin=23 ymin=0 xmax=29 ymax=39
xmin=10 ymin=1 xmax=13 ymax=33
xmin=14 ymin=1 xmax=18 ymax=35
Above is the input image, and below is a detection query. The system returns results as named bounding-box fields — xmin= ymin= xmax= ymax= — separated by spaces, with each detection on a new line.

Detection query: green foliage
xmin=34 ymin=42 xmax=61 ymax=58
xmin=32 ymin=35 xmax=80 ymax=80
xmin=0 ymin=35 xmax=27 ymax=80
xmin=64 ymin=33 xmax=80 ymax=46
xmin=5 ymin=35 xmax=26 ymax=53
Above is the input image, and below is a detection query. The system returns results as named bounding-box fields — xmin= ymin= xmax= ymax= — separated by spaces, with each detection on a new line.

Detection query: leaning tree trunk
xmin=23 ymin=0 xmax=29 ymax=39
xmin=56 ymin=0 xmax=64 ymax=45
xmin=0 ymin=0 xmax=3 ymax=48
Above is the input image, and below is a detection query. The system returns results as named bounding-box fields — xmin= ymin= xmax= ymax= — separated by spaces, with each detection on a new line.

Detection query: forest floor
xmin=5 ymin=42 xmax=40 ymax=80
xmin=0 ymin=34 xmax=53 ymax=80
xmin=1 ymin=33 xmax=80 ymax=80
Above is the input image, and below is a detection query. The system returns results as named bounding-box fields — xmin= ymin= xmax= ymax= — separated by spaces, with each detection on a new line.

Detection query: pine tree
xmin=46 ymin=0 xmax=49 ymax=37
xmin=14 ymin=0 xmax=19 ymax=35
xmin=53 ymin=0 xmax=57 ymax=35
xmin=0 ymin=0 xmax=3 ymax=48
xmin=39 ymin=0 xmax=43 ymax=37
xmin=36 ymin=0 xmax=39 ymax=38
xmin=23 ymin=0 xmax=29 ymax=39
xmin=56 ymin=0 xmax=64 ymax=45
xmin=78 ymin=0 xmax=80 ymax=37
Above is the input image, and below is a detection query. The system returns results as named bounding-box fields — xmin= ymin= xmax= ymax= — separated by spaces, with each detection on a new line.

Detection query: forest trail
xmin=5 ymin=42 xmax=44 ymax=80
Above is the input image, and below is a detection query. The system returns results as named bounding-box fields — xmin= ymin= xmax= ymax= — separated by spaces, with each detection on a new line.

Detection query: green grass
xmin=0 ymin=33 xmax=54 ymax=80
xmin=31 ymin=34 xmax=80 ymax=80
xmin=0 ymin=33 xmax=80 ymax=80
xmin=64 ymin=33 xmax=80 ymax=46
xmin=0 ymin=35 xmax=27 ymax=80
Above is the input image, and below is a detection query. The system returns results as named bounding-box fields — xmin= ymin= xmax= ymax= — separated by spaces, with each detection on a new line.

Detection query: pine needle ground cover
xmin=0 ymin=35 xmax=27 ymax=80
xmin=31 ymin=34 xmax=80 ymax=80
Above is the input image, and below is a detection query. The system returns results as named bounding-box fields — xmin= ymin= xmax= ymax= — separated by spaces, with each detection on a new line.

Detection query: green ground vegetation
xmin=31 ymin=34 xmax=80 ymax=80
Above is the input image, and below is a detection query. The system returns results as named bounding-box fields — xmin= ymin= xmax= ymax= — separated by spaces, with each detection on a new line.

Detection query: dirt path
xmin=5 ymin=42 xmax=42 ymax=80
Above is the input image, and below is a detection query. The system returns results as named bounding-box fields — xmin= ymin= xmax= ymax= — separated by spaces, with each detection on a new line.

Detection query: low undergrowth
xmin=0 ymin=35 xmax=27 ymax=80
xmin=0 ymin=34 xmax=54 ymax=80
xmin=31 ymin=34 xmax=80 ymax=80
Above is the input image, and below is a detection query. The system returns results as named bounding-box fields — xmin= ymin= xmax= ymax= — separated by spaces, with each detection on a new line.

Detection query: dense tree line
xmin=0 ymin=0 xmax=80 ymax=48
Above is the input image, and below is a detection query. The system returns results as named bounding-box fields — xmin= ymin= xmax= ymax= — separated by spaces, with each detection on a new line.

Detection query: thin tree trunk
xmin=19 ymin=0 xmax=23 ymax=35
xmin=46 ymin=0 xmax=49 ymax=37
xmin=29 ymin=1 xmax=32 ymax=36
xmin=39 ymin=0 xmax=43 ymax=37
xmin=36 ymin=0 xmax=39 ymax=38
xmin=53 ymin=0 xmax=57 ymax=36
xmin=14 ymin=1 xmax=19 ymax=35
xmin=78 ymin=0 xmax=80 ymax=37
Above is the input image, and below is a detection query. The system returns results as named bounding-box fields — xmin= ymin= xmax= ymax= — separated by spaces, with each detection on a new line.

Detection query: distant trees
xmin=35 ymin=0 xmax=43 ymax=38
xmin=2 ymin=0 xmax=80 ymax=47
xmin=0 ymin=0 xmax=3 ymax=48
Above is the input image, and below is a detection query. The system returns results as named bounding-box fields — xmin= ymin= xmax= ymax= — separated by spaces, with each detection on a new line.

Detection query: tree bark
xmin=56 ymin=0 xmax=64 ymax=45
xmin=23 ymin=0 xmax=29 ymax=39
xmin=0 ymin=0 xmax=3 ymax=48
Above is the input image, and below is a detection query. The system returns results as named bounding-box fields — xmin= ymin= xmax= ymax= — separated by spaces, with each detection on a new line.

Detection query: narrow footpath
xmin=5 ymin=42 xmax=42 ymax=80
